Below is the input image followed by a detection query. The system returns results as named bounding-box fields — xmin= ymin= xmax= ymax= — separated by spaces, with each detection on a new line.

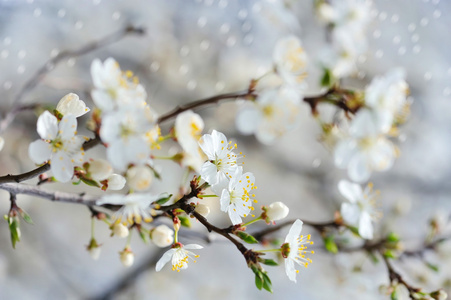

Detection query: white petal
xmin=37 ymin=111 xmax=58 ymax=140
xmin=235 ymin=107 xmax=261 ymax=135
xmin=285 ymin=257 xmax=297 ymax=283
xmin=220 ymin=189 xmax=231 ymax=212
xmin=28 ymin=140 xmax=51 ymax=164
xmin=334 ymin=139 xmax=357 ymax=169
xmin=200 ymin=161 xmax=219 ymax=185
xmin=198 ymin=133 xmax=215 ymax=159
xmin=58 ymin=114 xmax=77 ymax=140
xmin=285 ymin=219 xmax=303 ymax=244
xmin=369 ymin=138 xmax=395 ymax=172
xmin=155 ymin=249 xmax=176 ymax=272
xmin=56 ymin=93 xmax=90 ymax=118
xmin=228 ymin=207 xmax=242 ymax=225
xmin=349 ymin=109 xmax=380 ymax=138
xmin=51 ymin=152 xmax=74 ymax=182
xmin=338 ymin=180 xmax=362 ymax=203
xmin=107 ymin=142 xmax=128 ymax=172
xmin=358 ymin=212 xmax=373 ymax=239
xmin=340 ymin=203 xmax=360 ymax=226
xmin=91 ymin=90 xmax=115 ymax=112
xmin=211 ymin=172 xmax=229 ymax=196
xmin=348 ymin=152 xmax=371 ymax=183
xmin=184 ymin=244 xmax=203 ymax=250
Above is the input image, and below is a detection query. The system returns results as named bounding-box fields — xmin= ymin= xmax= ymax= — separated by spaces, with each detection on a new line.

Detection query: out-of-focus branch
xmin=0 ymin=25 xmax=146 ymax=133
xmin=0 ymin=182 xmax=98 ymax=205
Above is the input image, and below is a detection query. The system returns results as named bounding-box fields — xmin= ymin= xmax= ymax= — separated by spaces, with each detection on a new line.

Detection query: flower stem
xmin=255 ymin=248 xmax=282 ymax=253
xmin=242 ymin=216 xmax=262 ymax=227
xmin=91 ymin=217 xmax=96 ymax=238
xmin=198 ymin=194 xmax=217 ymax=198
xmin=125 ymin=228 xmax=133 ymax=247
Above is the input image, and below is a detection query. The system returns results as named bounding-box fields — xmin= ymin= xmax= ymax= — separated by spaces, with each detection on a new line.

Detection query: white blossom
xmin=113 ymin=223 xmax=129 ymax=238
xmin=364 ymin=69 xmax=409 ymax=133
xmin=107 ymin=174 xmax=126 ymax=190
xmin=0 ymin=136 xmax=4 ymax=152
xmin=334 ymin=110 xmax=397 ymax=183
xmin=90 ymin=57 xmax=147 ymax=112
xmin=100 ymin=106 xmax=158 ymax=171
xmin=220 ymin=167 xmax=257 ymax=225
xmin=265 ymin=202 xmax=289 ymax=222
xmin=89 ymin=246 xmax=101 ymax=261
xmin=120 ymin=247 xmax=134 ymax=267
xmin=273 ymin=35 xmax=308 ymax=88
xmin=194 ymin=203 xmax=210 ymax=217
xmin=339 ymin=180 xmax=380 ymax=240
xmin=236 ymin=87 xmax=302 ymax=144
xmin=96 ymin=193 xmax=158 ymax=225
xmin=89 ymin=159 xmax=113 ymax=181
xmin=28 ymin=111 xmax=86 ymax=182
xmin=151 ymin=225 xmax=174 ymax=248
xmin=198 ymin=130 xmax=239 ymax=191
xmin=126 ymin=165 xmax=153 ymax=191
xmin=155 ymin=243 xmax=203 ymax=272
xmin=56 ymin=93 xmax=90 ymax=118
xmin=283 ymin=219 xmax=314 ymax=283
xmin=175 ymin=110 xmax=205 ymax=172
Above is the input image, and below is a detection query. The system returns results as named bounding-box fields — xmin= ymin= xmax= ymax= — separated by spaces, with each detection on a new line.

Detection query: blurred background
xmin=0 ymin=0 xmax=450 ymax=299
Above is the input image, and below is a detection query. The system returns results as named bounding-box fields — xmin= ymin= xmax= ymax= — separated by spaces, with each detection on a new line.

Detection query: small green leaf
xmin=383 ymin=250 xmax=396 ymax=259
xmin=255 ymin=272 xmax=263 ymax=290
xmin=426 ymin=262 xmax=439 ymax=272
xmin=139 ymin=229 xmax=148 ymax=243
xmin=154 ymin=193 xmax=172 ymax=205
xmin=324 ymin=235 xmax=338 ymax=254
xmin=8 ymin=218 xmax=20 ymax=249
xmin=320 ymin=68 xmax=333 ymax=87
xmin=390 ymin=289 xmax=398 ymax=300
xmin=261 ymin=272 xmax=273 ymax=293
xmin=386 ymin=232 xmax=400 ymax=243
xmin=19 ymin=209 xmax=34 ymax=225
xmin=348 ymin=226 xmax=360 ymax=236
xmin=80 ymin=177 xmax=100 ymax=188
xmin=72 ymin=180 xmax=81 ymax=185
xmin=260 ymin=259 xmax=278 ymax=266
xmin=179 ymin=215 xmax=191 ymax=228
xmin=235 ymin=231 xmax=258 ymax=244
xmin=368 ymin=252 xmax=379 ymax=264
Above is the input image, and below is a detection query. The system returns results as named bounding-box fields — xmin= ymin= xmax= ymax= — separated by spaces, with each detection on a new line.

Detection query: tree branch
xmin=0 ymin=182 xmax=98 ymax=206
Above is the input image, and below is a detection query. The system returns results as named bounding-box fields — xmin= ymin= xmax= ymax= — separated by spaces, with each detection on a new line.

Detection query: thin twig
xmin=0 ymin=25 xmax=146 ymax=133
xmin=0 ymin=182 xmax=98 ymax=206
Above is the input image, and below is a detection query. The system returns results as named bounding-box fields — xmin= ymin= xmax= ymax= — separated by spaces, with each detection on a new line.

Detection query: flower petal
xmin=338 ymin=180 xmax=362 ymax=203
xmin=37 ymin=111 xmax=58 ymax=140
xmin=285 ymin=257 xmax=297 ymax=283
xmin=220 ymin=189 xmax=231 ymax=212
xmin=28 ymin=140 xmax=51 ymax=164
xmin=348 ymin=152 xmax=371 ymax=183
xmin=285 ymin=219 xmax=303 ymax=244
xmin=358 ymin=211 xmax=373 ymax=239
xmin=184 ymin=244 xmax=203 ymax=250
xmin=334 ymin=139 xmax=357 ymax=169
xmin=155 ymin=248 xmax=176 ymax=272
xmin=235 ymin=107 xmax=261 ymax=135
xmin=51 ymin=152 xmax=74 ymax=182
xmin=58 ymin=114 xmax=77 ymax=140
xmin=340 ymin=203 xmax=360 ymax=226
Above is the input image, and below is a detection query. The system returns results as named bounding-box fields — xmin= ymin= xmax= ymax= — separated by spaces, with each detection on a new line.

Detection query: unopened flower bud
xmin=265 ymin=202 xmax=289 ymax=222
xmin=126 ymin=166 xmax=153 ymax=191
xmin=107 ymin=174 xmax=126 ymax=190
xmin=151 ymin=225 xmax=174 ymax=248
xmin=0 ymin=136 xmax=4 ymax=152
xmin=113 ymin=223 xmax=129 ymax=238
xmin=86 ymin=238 xmax=101 ymax=260
xmin=317 ymin=3 xmax=335 ymax=22
xmin=56 ymin=93 xmax=90 ymax=118
xmin=120 ymin=247 xmax=134 ymax=267
xmin=89 ymin=159 xmax=113 ymax=181
xmin=194 ymin=203 xmax=210 ymax=217
xmin=431 ymin=290 xmax=448 ymax=300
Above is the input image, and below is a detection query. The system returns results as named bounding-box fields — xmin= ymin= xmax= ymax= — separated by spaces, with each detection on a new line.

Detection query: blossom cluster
xmin=316 ymin=0 xmax=373 ymax=79
xmin=236 ymin=36 xmax=307 ymax=144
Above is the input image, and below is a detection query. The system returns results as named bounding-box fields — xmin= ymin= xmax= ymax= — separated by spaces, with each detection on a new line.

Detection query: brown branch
xmin=0 ymin=25 xmax=146 ymax=133
xmin=382 ymin=255 xmax=421 ymax=298
xmin=0 ymin=137 xmax=101 ymax=184
xmin=157 ymin=91 xmax=256 ymax=124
